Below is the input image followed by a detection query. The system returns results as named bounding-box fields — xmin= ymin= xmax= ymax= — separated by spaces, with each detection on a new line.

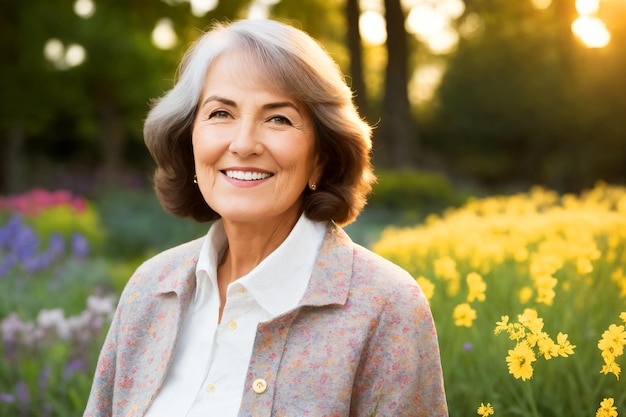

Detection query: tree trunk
xmin=345 ymin=0 xmax=370 ymax=121
xmin=378 ymin=0 xmax=418 ymax=168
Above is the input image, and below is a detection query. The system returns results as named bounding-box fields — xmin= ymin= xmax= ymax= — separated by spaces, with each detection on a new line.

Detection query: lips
xmin=223 ymin=170 xmax=273 ymax=181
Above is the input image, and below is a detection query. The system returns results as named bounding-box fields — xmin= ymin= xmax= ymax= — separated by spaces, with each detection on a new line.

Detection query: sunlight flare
xmin=572 ymin=16 xmax=611 ymax=48
xmin=576 ymin=0 xmax=600 ymax=15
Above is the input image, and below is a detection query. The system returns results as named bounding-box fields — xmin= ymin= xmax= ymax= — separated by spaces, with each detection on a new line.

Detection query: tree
xmin=432 ymin=0 xmax=626 ymax=190
xmin=376 ymin=0 xmax=419 ymax=168
xmin=345 ymin=0 xmax=370 ymax=121
xmin=0 ymin=0 xmax=254 ymax=193
xmin=0 ymin=0 xmax=65 ymax=192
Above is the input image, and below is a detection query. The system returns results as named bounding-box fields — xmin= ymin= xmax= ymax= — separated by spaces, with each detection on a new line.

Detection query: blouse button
xmin=252 ymin=378 xmax=268 ymax=394
xmin=227 ymin=320 xmax=237 ymax=330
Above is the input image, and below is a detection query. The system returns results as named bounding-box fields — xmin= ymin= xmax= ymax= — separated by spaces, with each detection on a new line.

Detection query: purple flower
xmin=12 ymin=223 xmax=39 ymax=262
xmin=0 ymin=214 xmax=22 ymax=249
xmin=46 ymin=233 xmax=65 ymax=259
xmin=0 ymin=393 xmax=15 ymax=403
xmin=39 ymin=366 xmax=52 ymax=390
xmin=71 ymin=233 xmax=89 ymax=258
xmin=63 ymin=358 xmax=86 ymax=381
xmin=15 ymin=381 xmax=29 ymax=404
xmin=463 ymin=342 xmax=474 ymax=351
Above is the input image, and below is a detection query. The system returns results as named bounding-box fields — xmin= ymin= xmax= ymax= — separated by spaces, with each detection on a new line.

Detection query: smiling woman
xmin=84 ymin=18 xmax=447 ymax=417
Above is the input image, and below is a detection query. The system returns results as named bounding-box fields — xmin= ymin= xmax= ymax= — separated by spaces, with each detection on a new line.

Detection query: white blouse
xmin=144 ymin=214 xmax=327 ymax=417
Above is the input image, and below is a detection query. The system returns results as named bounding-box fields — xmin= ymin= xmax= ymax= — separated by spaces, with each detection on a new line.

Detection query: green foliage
xmin=430 ymin=1 xmax=626 ymax=190
xmin=95 ymin=187 xmax=206 ymax=260
xmin=368 ymin=169 xmax=468 ymax=212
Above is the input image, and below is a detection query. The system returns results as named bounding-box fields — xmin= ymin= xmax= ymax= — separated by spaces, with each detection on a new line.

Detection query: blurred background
xmin=2 ymin=0 xmax=625 ymax=197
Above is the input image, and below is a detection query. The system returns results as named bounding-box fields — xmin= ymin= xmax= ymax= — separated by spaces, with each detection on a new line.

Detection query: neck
xmin=218 ymin=212 xmax=301 ymax=285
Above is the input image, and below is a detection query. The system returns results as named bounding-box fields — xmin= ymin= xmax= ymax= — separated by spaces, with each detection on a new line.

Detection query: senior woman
xmin=84 ymin=18 xmax=447 ymax=417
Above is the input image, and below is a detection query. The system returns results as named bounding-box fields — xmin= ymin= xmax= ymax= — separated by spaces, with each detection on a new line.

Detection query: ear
xmin=309 ymin=156 xmax=324 ymax=186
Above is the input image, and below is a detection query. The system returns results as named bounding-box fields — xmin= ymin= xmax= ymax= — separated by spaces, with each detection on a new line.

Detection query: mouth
xmin=223 ymin=170 xmax=274 ymax=181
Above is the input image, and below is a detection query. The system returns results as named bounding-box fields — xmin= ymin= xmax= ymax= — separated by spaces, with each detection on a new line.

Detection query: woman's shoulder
xmin=137 ymin=236 xmax=205 ymax=271
xmin=121 ymin=236 xmax=204 ymax=294
xmin=352 ymin=241 xmax=414 ymax=282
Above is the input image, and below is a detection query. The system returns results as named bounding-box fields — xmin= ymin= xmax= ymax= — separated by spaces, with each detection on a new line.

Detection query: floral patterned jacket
xmin=84 ymin=224 xmax=448 ymax=417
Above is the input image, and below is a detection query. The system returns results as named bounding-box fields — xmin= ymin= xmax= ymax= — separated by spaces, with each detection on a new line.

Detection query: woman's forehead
xmin=204 ymin=48 xmax=303 ymax=103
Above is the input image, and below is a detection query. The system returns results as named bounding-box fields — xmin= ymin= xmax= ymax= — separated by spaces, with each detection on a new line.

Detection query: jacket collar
xmin=154 ymin=238 xmax=203 ymax=297
xmin=298 ymin=223 xmax=354 ymax=307
xmin=153 ymin=223 xmax=354 ymax=308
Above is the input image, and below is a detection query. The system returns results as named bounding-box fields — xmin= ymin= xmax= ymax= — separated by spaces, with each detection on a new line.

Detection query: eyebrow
xmin=200 ymin=95 xmax=301 ymax=115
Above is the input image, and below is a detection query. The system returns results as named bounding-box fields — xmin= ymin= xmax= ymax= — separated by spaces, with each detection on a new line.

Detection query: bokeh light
xmin=74 ymin=0 xmax=95 ymax=19
xmin=151 ymin=18 xmax=178 ymax=50
xmin=359 ymin=10 xmax=387 ymax=45
xmin=572 ymin=16 xmax=611 ymax=48
xmin=531 ymin=0 xmax=553 ymax=10
xmin=576 ymin=0 xmax=600 ymax=15
xmin=189 ymin=0 xmax=218 ymax=17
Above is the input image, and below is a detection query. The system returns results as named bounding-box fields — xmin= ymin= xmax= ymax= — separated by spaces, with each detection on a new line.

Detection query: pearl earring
xmin=309 ymin=182 xmax=317 ymax=191
xmin=193 ymin=174 xmax=198 ymax=184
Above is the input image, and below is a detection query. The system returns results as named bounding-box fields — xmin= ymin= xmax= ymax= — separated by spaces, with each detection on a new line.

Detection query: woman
xmin=84 ymin=19 xmax=447 ymax=417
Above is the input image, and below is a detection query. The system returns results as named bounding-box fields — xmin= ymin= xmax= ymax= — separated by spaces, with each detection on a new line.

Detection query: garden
xmin=1 ymin=173 xmax=624 ymax=416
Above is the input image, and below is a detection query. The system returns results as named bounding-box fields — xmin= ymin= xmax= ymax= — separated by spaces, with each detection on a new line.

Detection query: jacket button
xmin=252 ymin=378 xmax=268 ymax=394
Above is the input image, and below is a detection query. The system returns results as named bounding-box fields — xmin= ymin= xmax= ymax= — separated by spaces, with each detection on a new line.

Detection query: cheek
xmin=192 ymin=132 xmax=223 ymax=167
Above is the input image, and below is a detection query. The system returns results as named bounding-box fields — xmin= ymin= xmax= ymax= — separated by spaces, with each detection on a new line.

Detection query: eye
xmin=268 ymin=115 xmax=293 ymax=126
xmin=208 ymin=110 xmax=231 ymax=119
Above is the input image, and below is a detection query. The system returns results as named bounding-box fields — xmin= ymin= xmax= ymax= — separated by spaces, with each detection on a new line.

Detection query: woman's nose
xmin=228 ymin=120 xmax=263 ymax=157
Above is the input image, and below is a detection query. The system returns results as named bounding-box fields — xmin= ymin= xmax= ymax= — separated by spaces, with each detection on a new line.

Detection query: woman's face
xmin=192 ymin=51 xmax=321 ymax=227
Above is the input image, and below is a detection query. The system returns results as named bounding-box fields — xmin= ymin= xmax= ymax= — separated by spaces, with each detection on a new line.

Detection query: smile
xmin=224 ymin=170 xmax=273 ymax=181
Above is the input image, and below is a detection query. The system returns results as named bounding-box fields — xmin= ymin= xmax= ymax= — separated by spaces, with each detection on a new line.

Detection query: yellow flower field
xmin=373 ymin=182 xmax=626 ymax=416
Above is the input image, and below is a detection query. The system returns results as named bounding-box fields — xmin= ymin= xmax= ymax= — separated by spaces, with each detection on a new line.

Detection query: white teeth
xmin=225 ymin=170 xmax=272 ymax=181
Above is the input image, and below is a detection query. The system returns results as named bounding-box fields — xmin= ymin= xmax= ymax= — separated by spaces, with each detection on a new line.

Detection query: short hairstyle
xmin=144 ymin=19 xmax=375 ymax=226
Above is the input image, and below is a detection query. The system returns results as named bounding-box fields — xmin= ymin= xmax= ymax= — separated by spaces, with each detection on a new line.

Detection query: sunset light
xmin=572 ymin=16 xmax=611 ymax=48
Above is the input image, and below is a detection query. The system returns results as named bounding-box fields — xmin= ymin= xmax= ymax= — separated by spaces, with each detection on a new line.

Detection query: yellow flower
xmin=477 ymin=402 xmax=494 ymax=416
xmin=556 ymin=332 xmax=576 ymax=357
xmin=506 ymin=341 xmax=536 ymax=381
xmin=416 ymin=276 xmax=435 ymax=301
xmin=599 ymin=324 xmax=626 ymax=356
xmin=508 ymin=323 xmax=526 ymax=341
xmin=494 ymin=315 xmax=510 ymax=335
xmin=453 ymin=303 xmax=477 ymax=328
xmin=621 ymin=312 xmax=626 ymax=324
xmin=518 ymin=308 xmax=544 ymax=335
xmin=518 ymin=286 xmax=533 ymax=304
xmin=466 ymin=272 xmax=487 ymax=302
xmin=576 ymin=256 xmax=593 ymax=275
xmin=433 ymin=256 xmax=460 ymax=296
xmin=536 ymin=333 xmax=558 ymax=360
xmin=433 ymin=256 xmax=459 ymax=281
xmin=600 ymin=361 xmax=621 ymax=379
xmin=534 ymin=275 xmax=558 ymax=305
xmin=596 ymin=397 xmax=618 ymax=417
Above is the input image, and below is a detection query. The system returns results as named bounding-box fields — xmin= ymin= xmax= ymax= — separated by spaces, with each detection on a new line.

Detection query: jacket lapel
xmin=298 ymin=223 xmax=354 ymax=307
